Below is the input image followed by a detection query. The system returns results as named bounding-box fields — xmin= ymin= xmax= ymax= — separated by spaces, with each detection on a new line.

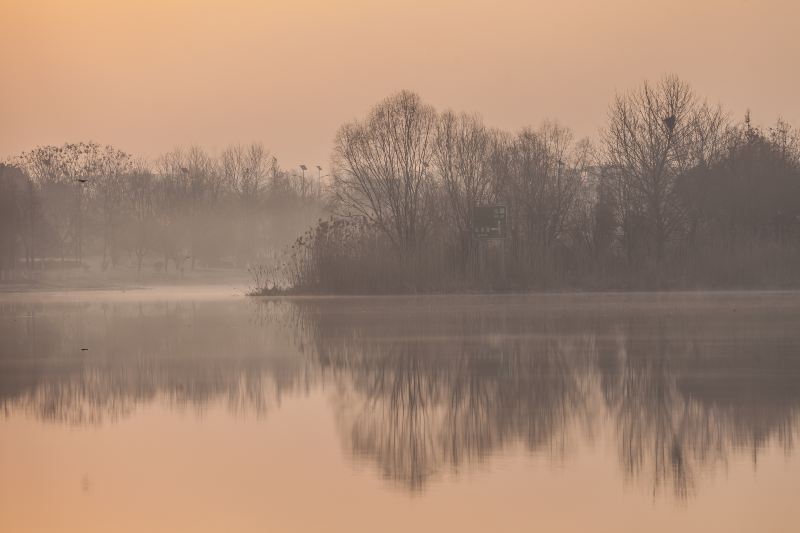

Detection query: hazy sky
xmin=2 ymin=0 xmax=798 ymax=169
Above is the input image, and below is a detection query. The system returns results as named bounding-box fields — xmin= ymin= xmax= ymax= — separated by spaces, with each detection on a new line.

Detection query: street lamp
xmin=299 ymin=164 xmax=307 ymax=196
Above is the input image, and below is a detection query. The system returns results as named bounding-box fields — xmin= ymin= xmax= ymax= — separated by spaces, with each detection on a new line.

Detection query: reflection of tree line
xmin=322 ymin=331 xmax=595 ymax=491
xmin=0 ymin=300 xmax=313 ymax=425
xmin=594 ymin=315 xmax=800 ymax=498
xmin=2 ymin=298 xmax=799 ymax=497
xmin=289 ymin=299 xmax=800 ymax=496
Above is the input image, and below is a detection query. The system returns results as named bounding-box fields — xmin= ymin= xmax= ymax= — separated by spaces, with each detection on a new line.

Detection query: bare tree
xmin=333 ymin=90 xmax=437 ymax=257
xmin=602 ymin=75 xmax=726 ymax=263
xmin=220 ymin=143 xmax=273 ymax=265
xmin=126 ymin=167 xmax=156 ymax=273
xmin=220 ymin=143 xmax=271 ymax=202
xmin=16 ymin=146 xmax=73 ymax=263
xmin=0 ymin=164 xmax=31 ymax=279
xmin=155 ymin=146 xmax=220 ymax=270
xmin=433 ymin=111 xmax=497 ymax=266
xmin=93 ymin=147 xmax=133 ymax=269
xmin=502 ymin=122 xmax=589 ymax=279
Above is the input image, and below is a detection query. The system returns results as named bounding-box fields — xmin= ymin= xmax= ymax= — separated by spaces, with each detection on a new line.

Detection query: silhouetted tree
xmin=602 ymin=75 xmax=726 ymax=268
xmin=433 ymin=111 xmax=498 ymax=270
xmin=333 ymin=90 xmax=437 ymax=259
xmin=0 ymin=164 xmax=30 ymax=279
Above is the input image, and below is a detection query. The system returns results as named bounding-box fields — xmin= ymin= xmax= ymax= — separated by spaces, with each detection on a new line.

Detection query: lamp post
xmin=299 ymin=164 xmax=307 ymax=197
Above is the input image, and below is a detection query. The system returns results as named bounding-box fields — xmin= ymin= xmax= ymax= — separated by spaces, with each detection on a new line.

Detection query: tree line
xmin=0 ymin=143 xmax=323 ymax=280
xmin=3 ymin=75 xmax=798 ymax=290
xmin=277 ymin=75 xmax=800 ymax=293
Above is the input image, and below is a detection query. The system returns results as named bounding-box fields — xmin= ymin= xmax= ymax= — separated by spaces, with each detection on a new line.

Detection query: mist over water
xmin=2 ymin=290 xmax=799 ymax=532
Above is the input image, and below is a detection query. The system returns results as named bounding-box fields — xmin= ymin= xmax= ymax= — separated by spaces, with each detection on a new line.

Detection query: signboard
xmin=473 ymin=205 xmax=507 ymax=239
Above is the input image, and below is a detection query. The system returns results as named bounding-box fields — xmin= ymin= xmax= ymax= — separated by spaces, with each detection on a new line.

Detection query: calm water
xmin=1 ymin=289 xmax=799 ymax=532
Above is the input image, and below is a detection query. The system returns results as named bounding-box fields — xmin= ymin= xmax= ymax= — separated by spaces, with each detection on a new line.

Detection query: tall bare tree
xmin=433 ymin=111 xmax=498 ymax=266
xmin=501 ymin=122 xmax=589 ymax=278
xmin=333 ymin=90 xmax=437 ymax=257
xmin=0 ymin=164 xmax=30 ymax=278
xmin=220 ymin=143 xmax=271 ymax=202
xmin=93 ymin=146 xmax=133 ymax=269
xmin=220 ymin=143 xmax=272 ymax=264
xmin=602 ymin=75 xmax=726 ymax=263
xmin=16 ymin=145 xmax=75 ymax=263
xmin=125 ymin=166 xmax=156 ymax=273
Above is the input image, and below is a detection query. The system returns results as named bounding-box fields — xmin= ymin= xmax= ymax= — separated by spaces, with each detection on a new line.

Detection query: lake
xmin=1 ymin=289 xmax=799 ymax=532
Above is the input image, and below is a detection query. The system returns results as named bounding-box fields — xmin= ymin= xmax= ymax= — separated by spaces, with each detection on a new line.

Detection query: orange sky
xmin=1 ymin=0 xmax=798 ymax=170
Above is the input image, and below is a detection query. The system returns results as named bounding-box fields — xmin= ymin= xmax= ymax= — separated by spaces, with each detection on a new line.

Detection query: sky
xmin=1 ymin=0 xmax=798 ymax=170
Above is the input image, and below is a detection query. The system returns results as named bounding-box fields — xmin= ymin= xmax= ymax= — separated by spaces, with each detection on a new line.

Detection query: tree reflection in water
xmin=1 ymin=294 xmax=799 ymax=498
xmin=0 ymin=299 xmax=314 ymax=425
xmin=284 ymin=296 xmax=800 ymax=496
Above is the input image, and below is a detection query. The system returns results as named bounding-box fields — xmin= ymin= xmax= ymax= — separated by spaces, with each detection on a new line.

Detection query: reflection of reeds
xmin=2 ymin=297 xmax=799 ymax=498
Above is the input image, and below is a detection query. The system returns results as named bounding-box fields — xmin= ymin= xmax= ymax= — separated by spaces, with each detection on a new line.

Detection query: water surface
xmin=1 ymin=289 xmax=799 ymax=532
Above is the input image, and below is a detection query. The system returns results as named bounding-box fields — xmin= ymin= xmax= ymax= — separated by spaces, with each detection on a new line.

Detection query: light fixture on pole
xmin=299 ymin=164 xmax=308 ymax=196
